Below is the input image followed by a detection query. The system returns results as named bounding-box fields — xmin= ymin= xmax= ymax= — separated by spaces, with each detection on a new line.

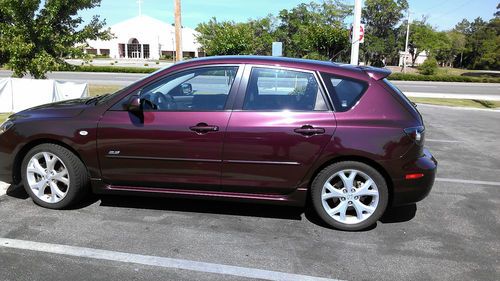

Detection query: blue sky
xmin=80 ymin=0 xmax=498 ymax=30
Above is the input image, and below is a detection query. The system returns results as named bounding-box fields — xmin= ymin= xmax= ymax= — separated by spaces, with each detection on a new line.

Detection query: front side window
xmin=243 ymin=67 xmax=327 ymax=111
xmin=321 ymin=73 xmax=367 ymax=112
xmin=140 ymin=66 xmax=238 ymax=111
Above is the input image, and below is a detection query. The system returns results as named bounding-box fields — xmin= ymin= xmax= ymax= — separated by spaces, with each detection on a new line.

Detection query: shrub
xmin=144 ymin=63 xmax=149 ymax=67
xmin=419 ymin=58 xmax=438 ymax=75
xmin=388 ymin=73 xmax=500 ymax=83
xmin=76 ymin=65 xmax=158 ymax=73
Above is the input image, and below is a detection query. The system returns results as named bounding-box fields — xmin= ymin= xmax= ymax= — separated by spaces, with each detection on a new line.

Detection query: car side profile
xmin=0 ymin=56 xmax=437 ymax=230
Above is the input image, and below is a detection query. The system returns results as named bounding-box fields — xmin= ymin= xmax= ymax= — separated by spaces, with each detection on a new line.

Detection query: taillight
xmin=404 ymin=126 xmax=425 ymax=146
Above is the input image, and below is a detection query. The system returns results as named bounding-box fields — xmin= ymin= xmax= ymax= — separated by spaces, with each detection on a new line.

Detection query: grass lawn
xmin=0 ymin=113 xmax=11 ymax=123
xmin=409 ymin=97 xmax=500 ymax=109
xmin=88 ymin=84 xmax=124 ymax=97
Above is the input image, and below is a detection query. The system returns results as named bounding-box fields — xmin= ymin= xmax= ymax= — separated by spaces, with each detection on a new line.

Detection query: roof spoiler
xmin=358 ymin=66 xmax=392 ymax=80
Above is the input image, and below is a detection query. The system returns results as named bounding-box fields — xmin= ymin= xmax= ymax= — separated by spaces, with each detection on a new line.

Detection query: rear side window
xmin=321 ymin=73 xmax=367 ymax=112
xmin=243 ymin=67 xmax=327 ymax=111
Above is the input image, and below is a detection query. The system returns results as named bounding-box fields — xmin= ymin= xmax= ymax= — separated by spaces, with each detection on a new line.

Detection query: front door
xmin=97 ymin=65 xmax=241 ymax=190
xmin=221 ymin=66 xmax=337 ymax=195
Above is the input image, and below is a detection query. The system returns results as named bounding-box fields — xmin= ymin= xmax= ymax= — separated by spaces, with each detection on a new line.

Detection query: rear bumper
xmin=391 ymin=148 xmax=437 ymax=206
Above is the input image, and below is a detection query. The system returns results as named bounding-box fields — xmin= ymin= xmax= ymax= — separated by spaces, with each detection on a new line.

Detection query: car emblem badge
xmin=79 ymin=130 xmax=88 ymax=136
xmin=108 ymin=150 xmax=121 ymax=155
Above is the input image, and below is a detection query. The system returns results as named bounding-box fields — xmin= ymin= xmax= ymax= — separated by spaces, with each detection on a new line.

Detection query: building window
xmin=99 ymin=49 xmax=110 ymax=56
xmin=127 ymin=38 xmax=141 ymax=58
xmin=143 ymin=44 xmax=150 ymax=59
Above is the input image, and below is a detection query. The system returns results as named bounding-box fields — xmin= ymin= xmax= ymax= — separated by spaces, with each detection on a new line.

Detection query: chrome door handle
xmin=294 ymin=125 xmax=325 ymax=136
xmin=189 ymin=123 xmax=219 ymax=133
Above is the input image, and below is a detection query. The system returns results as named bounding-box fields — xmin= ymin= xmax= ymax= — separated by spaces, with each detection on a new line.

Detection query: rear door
xmin=220 ymin=65 xmax=337 ymax=195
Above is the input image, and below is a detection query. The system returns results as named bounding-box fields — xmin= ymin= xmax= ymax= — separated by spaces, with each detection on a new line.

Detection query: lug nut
xmin=348 ymin=201 xmax=352 ymax=205
xmin=354 ymin=196 xmax=359 ymax=200
xmin=343 ymin=189 xmax=347 ymax=193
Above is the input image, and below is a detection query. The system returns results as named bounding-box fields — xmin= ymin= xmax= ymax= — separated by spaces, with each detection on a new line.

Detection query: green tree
xmin=247 ymin=16 xmax=278 ymax=56
xmin=276 ymin=0 xmax=351 ymax=61
xmin=445 ymin=31 xmax=466 ymax=67
xmin=0 ymin=0 xmax=110 ymax=78
xmin=455 ymin=16 xmax=499 ymax=70
xmin=196 ymin=1 xmax=351 ymax=61
xmin=195 ymin=18 xmax=254 ymax=56
xmin=407 ymin=20 xmax=439 ymax=66
xmin=361 ymin=0 xmax=408 ymax=65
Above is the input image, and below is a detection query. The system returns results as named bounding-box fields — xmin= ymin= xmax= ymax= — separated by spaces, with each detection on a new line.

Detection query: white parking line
xmin=435 ymin=178 xmax=500 ymax=186
xmin=0 ymin=182 xmax=8 ymax=197
xmin=0 ymin=238 xmax=342 ymax=281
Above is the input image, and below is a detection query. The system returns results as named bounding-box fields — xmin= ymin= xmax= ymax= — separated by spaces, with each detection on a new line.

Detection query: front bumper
xmin=0 ymin=131 xmax=18 ymax=184
xmin=391 ymin=148 xmax=437 ymax=206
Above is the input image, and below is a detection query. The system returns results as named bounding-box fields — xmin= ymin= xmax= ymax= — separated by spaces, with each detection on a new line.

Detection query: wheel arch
xmin=13 ymin=139 xmax=88 ymax=184
xmin=307 ymin=155 xmax=394 ymax=205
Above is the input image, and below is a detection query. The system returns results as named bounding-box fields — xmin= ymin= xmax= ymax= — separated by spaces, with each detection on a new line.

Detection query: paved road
xmin=0 ymin=104 xmax=499 ymax=281
xmin=1 ymin=70 xmax=499 ymax=97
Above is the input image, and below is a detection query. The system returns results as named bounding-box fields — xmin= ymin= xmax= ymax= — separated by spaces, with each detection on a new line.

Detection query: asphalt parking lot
xmin=0 ymin=104 xmax=499 ymax=281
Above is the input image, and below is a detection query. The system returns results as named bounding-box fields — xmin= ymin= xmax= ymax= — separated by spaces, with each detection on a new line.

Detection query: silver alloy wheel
xmin=321 ymin=169 xmax=379 ymax=225
xmin=26 ymin=152 xmax=70 ymax=204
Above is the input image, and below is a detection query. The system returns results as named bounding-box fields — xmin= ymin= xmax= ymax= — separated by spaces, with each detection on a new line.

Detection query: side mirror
xmin=181 ymin=83 xmax=193 ymax=95
xmin=127 ymin=95 xmax=142 ymax=112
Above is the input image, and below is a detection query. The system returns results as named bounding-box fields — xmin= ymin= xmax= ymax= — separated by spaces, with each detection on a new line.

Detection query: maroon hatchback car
xmin=0 ymin=56 xmax=436 ymax=230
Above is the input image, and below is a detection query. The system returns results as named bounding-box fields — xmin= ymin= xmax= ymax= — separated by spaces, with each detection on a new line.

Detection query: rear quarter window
xmin=321 ymin=73 xmax=367 ymax=112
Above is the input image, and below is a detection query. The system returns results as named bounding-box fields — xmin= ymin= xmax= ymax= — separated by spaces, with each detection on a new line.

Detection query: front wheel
xmin=21 ymin=144 xmax=89 ymax=209
xmin=311 ymin=161 xmax=389 ymax=231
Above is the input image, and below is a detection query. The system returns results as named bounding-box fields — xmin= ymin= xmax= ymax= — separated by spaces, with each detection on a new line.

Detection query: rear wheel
xmin=21 ymin=144 xmax=89 ymax=209
xmin=311 ymin=161 xmax=388 ymax=231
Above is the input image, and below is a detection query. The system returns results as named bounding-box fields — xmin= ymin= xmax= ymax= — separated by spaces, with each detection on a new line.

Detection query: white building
xmin=398 ymin=50 xmax=428 ymax=67
xmin=85 ymin=15 xmax=204 ymax=60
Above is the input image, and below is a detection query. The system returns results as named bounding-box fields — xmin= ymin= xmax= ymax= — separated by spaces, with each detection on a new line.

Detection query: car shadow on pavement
xmin=5 ymin=184 xmax=100 ymax=209
xmin=380 ymin=204 xmax=417 ymax=224
xmin=5 ymin=184 xmax=417 ymax=229
xmin=99 ymin=195 xmax=304 ymax=221
xmin=5 ymin=184 xmax=29 ymax=199
xmin=303 ymin=202 xmax=417 ymax=231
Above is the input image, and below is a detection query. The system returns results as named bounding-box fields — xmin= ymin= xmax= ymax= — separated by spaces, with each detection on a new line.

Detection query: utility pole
xmin=174 ymin=0 xmax=183 ymax=62
xmin=403 ymin=10 xmax=411 ymax=73
xmin=350 ymin=0 xmax=362 ymax=65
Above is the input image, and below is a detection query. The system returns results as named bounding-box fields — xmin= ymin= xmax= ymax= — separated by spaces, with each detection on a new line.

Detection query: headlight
xmin=0 ymin=119 xmax=14 ymax=134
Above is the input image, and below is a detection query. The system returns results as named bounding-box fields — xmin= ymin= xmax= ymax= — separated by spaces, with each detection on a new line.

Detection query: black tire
xmin=311 ymin=161 xmax=389 ymax=231
xmin=21 ymin=143 xmax=89 ymax=209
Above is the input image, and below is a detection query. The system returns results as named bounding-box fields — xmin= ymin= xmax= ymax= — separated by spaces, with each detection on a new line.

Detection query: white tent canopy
xmin=0 ymin=78 xmax=88 ymax=113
